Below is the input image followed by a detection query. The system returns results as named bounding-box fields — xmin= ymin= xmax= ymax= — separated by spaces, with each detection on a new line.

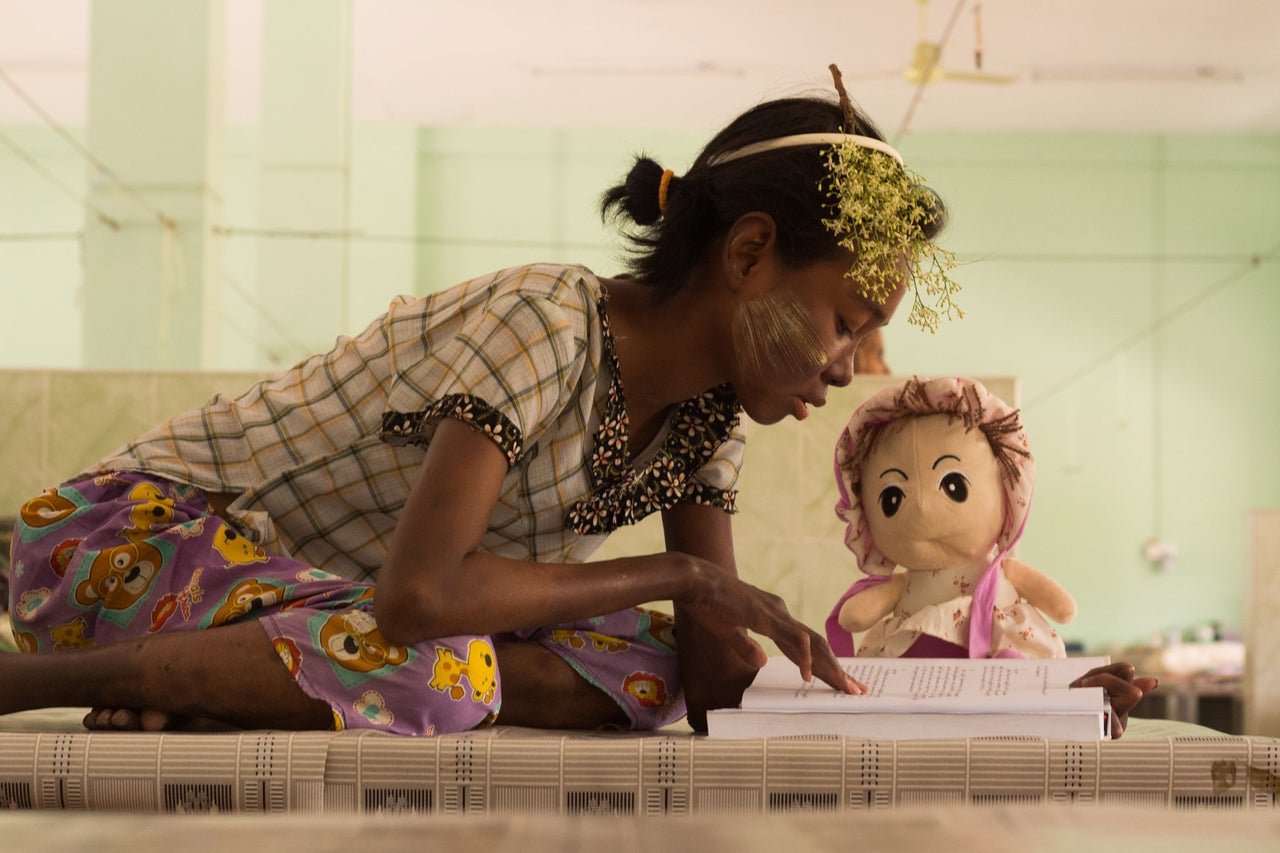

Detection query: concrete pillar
xmin=255 ymin=0 xmax=351 ymax=357
xmin=81 ymin=0 xmax=225 ymax=369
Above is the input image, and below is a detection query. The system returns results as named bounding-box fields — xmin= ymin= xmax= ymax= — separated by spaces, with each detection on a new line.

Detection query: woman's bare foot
xmin=0 ymin=621 xmax=333 ymax=730
xmin=82 ymin=708 xmax=237 ymax=732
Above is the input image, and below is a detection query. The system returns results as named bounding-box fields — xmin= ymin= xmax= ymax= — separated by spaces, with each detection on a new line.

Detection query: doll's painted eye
xmin=940 ymin=472 xmax=969 ymax=503
xmin=878 ymin=486 xmax=904 ymax=517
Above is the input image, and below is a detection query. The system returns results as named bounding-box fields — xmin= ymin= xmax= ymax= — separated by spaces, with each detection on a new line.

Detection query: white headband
xmin=707 ymin=132 xmax=905 ymax=168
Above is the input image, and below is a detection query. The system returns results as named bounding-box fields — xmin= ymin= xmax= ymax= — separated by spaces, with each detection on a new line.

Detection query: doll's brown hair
xmin=844 ymin=377 xmax=1031 ymax=493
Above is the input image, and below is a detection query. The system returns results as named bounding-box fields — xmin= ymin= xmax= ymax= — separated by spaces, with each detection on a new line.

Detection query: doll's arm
xmin=838 ymin=574 xmax=905 ymax=633
xmin=1001 ymin=558 xmax=1077 ymax=623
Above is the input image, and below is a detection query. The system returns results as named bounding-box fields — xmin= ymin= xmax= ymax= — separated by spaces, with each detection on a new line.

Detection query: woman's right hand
xmin=675 ymin=556 xmax=866 ymax=696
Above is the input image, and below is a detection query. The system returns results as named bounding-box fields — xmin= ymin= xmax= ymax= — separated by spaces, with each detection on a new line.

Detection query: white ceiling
xmin=2 ymin=0 xmax=1279 ymax=138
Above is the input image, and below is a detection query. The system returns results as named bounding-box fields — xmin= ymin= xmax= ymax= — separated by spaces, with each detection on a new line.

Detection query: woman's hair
xmin=600 ymin=96 xmax=948 ymax=296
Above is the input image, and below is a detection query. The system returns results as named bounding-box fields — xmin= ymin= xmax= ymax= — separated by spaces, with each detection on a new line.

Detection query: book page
xmin=740 ymin=656 xmax=1110 ymax=714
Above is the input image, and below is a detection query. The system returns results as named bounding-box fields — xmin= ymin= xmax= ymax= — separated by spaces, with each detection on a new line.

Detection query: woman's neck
xmin=601 ymin=274 xmax=731 ymax=436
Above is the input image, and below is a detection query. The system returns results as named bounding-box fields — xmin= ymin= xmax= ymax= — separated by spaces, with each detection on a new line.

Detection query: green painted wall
xmin=2 ymin=121 xmax=1277 ymax=652
xmin=894 ymin=133 xmax=1280 ymax=647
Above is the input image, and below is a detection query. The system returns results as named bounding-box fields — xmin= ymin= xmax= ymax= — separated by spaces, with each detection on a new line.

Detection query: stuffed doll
xmin=825 ymin=376 xmax=1076 ymax=659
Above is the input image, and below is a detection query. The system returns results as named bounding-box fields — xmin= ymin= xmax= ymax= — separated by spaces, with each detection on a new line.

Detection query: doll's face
xmin=859 ymin=413 xmax=1005 ymax=570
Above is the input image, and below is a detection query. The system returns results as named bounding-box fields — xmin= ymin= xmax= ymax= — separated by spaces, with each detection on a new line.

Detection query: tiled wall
xmin=0 ymin=369 xmax=269 ymax=512
xmin=0 ymin=369 xmax=1014 ymax=646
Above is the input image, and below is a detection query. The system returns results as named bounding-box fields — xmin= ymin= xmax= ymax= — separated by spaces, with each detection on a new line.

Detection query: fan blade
xmin=937 ymin=69 xmax=1020 ymax=84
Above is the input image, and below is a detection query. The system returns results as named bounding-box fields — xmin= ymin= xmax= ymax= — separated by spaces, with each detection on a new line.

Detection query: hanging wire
xmin=1 ymin=66 xmax=191 ymax=360
xmin=0 ymin=128 xmax=119 ymax=229
xmin=955 ymin=250 xmax=1262 ymax=264
xmin=895 ymin=0 xmax=968 ymax=144
xmin=1024 ymin=244 xmax=1278 ymax=408
xmin=211 ymin=224 xmax=599 ymax=250
xmin=973 ymin=1 xmax=984 ymax=70
xmin=0 ymin=68 xmax=175 ymax=230
xmin=221 ymin=272 xmax=314 ymax=360
xmin=0 ymin=231 xmax=83 ymax=242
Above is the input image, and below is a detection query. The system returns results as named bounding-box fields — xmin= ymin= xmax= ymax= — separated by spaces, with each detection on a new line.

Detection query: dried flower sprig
xmin=824 ymin=63 xmax=961 ymax=333
xmin=819 ymin=140 xmax=961 ymax=334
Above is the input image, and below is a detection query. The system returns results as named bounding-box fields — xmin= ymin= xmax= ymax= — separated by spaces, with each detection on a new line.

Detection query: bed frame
xmin=0 ymin=713 xmax=1275 ymax=815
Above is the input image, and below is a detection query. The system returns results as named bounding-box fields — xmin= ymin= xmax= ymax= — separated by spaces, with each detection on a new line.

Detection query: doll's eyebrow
xmin=878 ymin=467 xmax=909 ymax=480
xmin=932 ymin=454 xmax=960 ymax=469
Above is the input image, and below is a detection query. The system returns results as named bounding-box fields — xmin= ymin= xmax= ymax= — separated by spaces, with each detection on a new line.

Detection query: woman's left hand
xmin=1071 ymin=662 xmax=1159 ymax=738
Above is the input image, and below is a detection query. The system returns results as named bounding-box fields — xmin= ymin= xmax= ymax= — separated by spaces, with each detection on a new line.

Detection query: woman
xmin=4 ymin=74 xmax=1154 ymax=736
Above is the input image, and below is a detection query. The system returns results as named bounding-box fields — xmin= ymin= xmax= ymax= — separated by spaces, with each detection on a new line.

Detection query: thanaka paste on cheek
xmin=731 ymin=290 xmax=828 ymax=381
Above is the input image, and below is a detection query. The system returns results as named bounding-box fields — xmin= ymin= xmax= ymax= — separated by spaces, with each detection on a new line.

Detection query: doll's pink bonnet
xmin=832 ymin=376 xmax=1035 ymax=576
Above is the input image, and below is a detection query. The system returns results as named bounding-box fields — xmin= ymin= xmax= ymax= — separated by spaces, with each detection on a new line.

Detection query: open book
xmin=706 ymin=655 xmax=1113 ymax=741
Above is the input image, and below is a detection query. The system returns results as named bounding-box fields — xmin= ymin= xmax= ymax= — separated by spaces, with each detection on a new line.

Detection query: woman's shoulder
xmin=497 ymin=262 xmax=602 ymax=301
xmin=385 ymin=263 xmax=603 ymax=329
xmin=444 ymin=262 xmax=602 ymax=306
xmin=477 ymin=264 xmax=605 ymax=338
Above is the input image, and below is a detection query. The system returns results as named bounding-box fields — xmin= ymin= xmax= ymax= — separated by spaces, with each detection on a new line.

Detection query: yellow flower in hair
xmin=820 ymin=140 xmax=961 ymax=333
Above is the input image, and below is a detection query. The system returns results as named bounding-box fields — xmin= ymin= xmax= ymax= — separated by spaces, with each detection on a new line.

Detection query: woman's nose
xmin=823 ymin=348 xmax=855 ymax=387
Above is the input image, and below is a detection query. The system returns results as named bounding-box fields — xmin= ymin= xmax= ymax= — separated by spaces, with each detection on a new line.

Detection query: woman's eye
xmin=878 ymin=486 xmax=904 ymax=517
xmin=837 ymin=317 xmax=852 ymax=338
xmin=940 ymin=472 xmax=969 ymax=503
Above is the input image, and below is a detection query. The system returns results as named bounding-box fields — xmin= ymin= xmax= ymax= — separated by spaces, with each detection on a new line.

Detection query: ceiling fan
xmin=855 ymin=0 xmax=1246 ymax=88
xmin=846 ymin=0 xmax=1018 ymax=87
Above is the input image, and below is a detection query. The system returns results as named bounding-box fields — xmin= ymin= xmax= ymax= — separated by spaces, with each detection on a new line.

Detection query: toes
xmin=138 ymin=709 xmax=174 ymax=731
xmin=109 ymin=709 xmax=142 ymax=730
xmin=83 ymin=708 xmax=140 ymax=731
xmin=82 ymin=707 xmax=233 ymax=733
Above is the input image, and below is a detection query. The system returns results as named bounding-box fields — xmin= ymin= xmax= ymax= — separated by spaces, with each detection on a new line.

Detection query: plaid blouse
xmin=92 ymin=264 xmax=746 ymax=581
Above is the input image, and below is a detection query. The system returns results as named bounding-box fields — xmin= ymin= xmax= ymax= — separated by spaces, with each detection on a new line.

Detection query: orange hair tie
xmin=657 ymin=169 xmax=675 ymax=215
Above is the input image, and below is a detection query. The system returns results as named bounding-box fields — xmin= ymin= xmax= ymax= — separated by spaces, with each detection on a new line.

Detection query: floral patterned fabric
xmin=382 ymin=395 xmax=524 ymax=467
xmin=564 ymin=303 xmax=740 ymax=535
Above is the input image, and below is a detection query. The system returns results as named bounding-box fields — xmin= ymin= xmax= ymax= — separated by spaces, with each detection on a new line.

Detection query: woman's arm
xmin=660 ymin=501 xmax=761 ymax=732
xmin=661 ymin=500 xmax=861 ymax=732
xmin=375 ymin=420 xmax=857 ymax=702
xmin=377 ymin=418 xmax=689 ymax=638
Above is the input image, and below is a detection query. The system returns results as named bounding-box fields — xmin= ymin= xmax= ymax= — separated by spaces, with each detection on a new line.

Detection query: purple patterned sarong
xmin=8 ymin=472 xmax=685 ymax=735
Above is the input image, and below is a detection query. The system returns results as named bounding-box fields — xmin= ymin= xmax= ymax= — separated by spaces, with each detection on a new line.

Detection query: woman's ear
xmin=723 ymin=212 xmax=778 ymax=292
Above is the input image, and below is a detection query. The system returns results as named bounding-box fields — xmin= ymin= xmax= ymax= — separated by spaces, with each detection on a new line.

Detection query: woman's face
xmin=731 ymin=255 xmax=905 ymax=425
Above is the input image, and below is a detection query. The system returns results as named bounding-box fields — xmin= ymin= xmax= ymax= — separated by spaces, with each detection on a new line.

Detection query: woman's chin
xmin=739 ymin=400 xmax=790 ymax=426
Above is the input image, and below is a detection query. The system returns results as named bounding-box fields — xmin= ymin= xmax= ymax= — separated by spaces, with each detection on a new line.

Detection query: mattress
xmin=0 ymin=710 xmax=1274 ymax=814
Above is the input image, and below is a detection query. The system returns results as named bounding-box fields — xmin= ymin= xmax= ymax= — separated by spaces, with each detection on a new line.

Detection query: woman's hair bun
xmin=616 ymin=155 xmax=667 ymax=227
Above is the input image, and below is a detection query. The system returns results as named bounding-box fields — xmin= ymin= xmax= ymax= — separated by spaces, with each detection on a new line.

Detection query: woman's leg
xmin=498 ymin=608 xmax=686 ymax=730
xmin=0 ymin=620 xmax=333 ymax=730
xmin=0 ymin=627 xmax=632 ymax=732
xmin=492 ymin=641 xmax=628 ymax=729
